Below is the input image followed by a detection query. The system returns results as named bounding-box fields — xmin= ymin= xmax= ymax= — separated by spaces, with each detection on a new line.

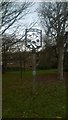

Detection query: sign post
xmin=25 ymin=28 xmax=42 ymax=92
xmin=32 ymin=48 xmax=36 ymax=91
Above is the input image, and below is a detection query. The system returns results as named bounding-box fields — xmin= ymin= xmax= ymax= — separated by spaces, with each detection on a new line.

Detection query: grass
xmin=2 ymin=69 xmax=67 ymax=118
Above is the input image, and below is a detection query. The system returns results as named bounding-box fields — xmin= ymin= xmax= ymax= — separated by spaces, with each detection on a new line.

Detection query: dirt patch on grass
xmin=37 ymin=72 xmax=68 ymax=82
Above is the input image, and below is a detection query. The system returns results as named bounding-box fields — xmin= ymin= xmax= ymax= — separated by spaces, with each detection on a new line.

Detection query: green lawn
xmin=2 ymin=70 xmax=67 ymax=118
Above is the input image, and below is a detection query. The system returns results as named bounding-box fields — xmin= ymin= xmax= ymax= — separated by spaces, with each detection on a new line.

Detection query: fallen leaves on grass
xmin=56 ymin=116 xmax=62 ymax=118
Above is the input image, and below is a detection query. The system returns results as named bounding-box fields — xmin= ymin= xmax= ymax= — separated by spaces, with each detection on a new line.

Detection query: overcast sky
xmin=5 ymin=2 xmax=43 ymax=38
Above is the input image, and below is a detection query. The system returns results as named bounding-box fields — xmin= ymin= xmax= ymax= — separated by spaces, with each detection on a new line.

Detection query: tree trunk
xmin=23 ymin=60 xmax=26 ymax=72
xmin=58 ymin=46 xmax=64 ymax=80
xmin=23 ymin=51 xmax=26 ymax=72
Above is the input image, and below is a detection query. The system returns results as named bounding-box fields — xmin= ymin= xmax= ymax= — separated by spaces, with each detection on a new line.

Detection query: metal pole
xmin=20 ymin=52 xmax=22 ymax=80
xmin=32 ymin=48 xmax=36 ymax=92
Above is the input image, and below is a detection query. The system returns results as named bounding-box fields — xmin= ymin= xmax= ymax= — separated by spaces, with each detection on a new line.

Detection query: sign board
xmin=25 ymin=28 xmax=42 ymax=49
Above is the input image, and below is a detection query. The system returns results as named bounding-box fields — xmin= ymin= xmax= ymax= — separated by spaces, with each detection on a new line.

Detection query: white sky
xmin=5 ymin=2 xmax=43 ymax=38
xmin=2 ymin=1 xmax=68 ymax=39
xmin=1 ymin=2 xmax=44 ymax=51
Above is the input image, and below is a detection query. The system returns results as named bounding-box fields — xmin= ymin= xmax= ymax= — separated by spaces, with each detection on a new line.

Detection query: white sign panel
xmin=25 ymin=29 xmax=42 ymax=49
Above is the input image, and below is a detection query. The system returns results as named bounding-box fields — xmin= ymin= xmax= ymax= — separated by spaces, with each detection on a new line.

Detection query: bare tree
xmin=0 ymin=1 xmax=34 ymax=73
xmin=38 ymin=2 xmax=68 ymax=80
xmin=0 ymin=1 xmax=33 ymax=34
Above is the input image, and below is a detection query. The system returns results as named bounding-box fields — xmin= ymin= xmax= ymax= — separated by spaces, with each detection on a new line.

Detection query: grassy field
xmin=2 ymin=70 xmax=67 ymax=118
